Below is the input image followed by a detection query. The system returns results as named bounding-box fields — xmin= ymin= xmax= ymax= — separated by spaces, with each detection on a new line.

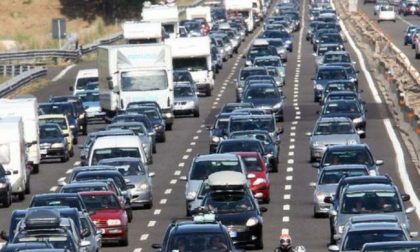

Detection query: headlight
xmin=0 ymin=183 xmax=7 ymax=189
xmin=246 ymin=60 xmax=252 ymax=66
xmin=142 ymin=143 xmax=148 ymax=149
xmin=316 ymin=192 xmax=327 ymax=201
xmin=312 ymin=141 xmax=320 ymax=147
xmin=338 ymin=225 xmax=345 ymax=234
xmin=273 ymin=102 xmax=283 ymax=110
xmin=246 ymin=217 xmax=259 ymax=227
xmin=369 ymin=170 xmax=377 ymax=176
xmin=186 ymin=191 xmax=197 ymax=200
xmin=347 ymin=139 xmax=357 ymax=145
xmin=154 ymin=124 xmax=164 ymax=130
xmin=315 ymin=84 xmax=324 ymax=90
xmin=78 ymin=114 xmax=85 ymax=119
xmin=107 ymin=219 xmax=122 ymax=226
xmin=285 ymin=40 xmax=292 ymax=45
xmin=69 ymin=125 xmax=75 ymax=129
xmin=139 ymin=183 xmax=149 ymax=190
xmin=51 ymin=143 xmax=65 ymax=149
xmin=253 ymin=178 xmax=267 ymax=186
xmin=279 ymin=71 xmax=285 ymax=77
xmin=353 ymin=117 xmax=363 ymax=123
xmin=211 ymin=136 xmax=220 ymax=143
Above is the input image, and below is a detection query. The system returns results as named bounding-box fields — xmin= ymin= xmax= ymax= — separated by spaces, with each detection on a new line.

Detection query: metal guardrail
xmin=0 ymin=67 xmax=47 ymax=97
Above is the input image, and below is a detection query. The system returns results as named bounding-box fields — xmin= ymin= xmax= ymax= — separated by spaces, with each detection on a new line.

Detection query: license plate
xmin=40 ymin=149 xmax=47 ymax=155
xmin=229 ymin=231 xmax=237 ymax=238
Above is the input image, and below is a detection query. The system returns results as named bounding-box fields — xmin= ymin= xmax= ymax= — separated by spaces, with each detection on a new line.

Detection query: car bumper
xmin=196 ymin=83 xmax=212 ymax=93
xmin=86 ymin=110 xmax=106 ymax=119
xmin=40 ymin=148 xmax=66 ymax=159
xmin=162 ymin=109 xmax=174 ymax=125
xmin=130 ymin=191 xmax=152 ymax=207
xmin=251 ymin=186 xmax=270 ymax=202
xmin=227 ymin=225 xmax=263 ymax=246
xmin=0 ymin=189 xmax=9 ymax=200
xmin=314 ymin=201 xmax=331 ymax=214
xmin=173 ymin=103 xmax=197 ymax=115
xmin=98 ymin=226 xmax=127 ymax=241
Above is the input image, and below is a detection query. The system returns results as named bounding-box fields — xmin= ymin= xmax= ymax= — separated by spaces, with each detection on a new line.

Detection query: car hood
xmin=40 ymin=137 xmax=64 ymax=144
xmin=125 ymin=175 xmax=148 ymax=186
xmin=243 ymin=98 xmax=280 ymax=107
xmin=311 ymin=134 xmax=360 ymax=145
xmin=90 ymin=209 xmax=125 ymax=220
xmin=316 ymin=184 xmax=338 ymax=195
xmin=322 ymin=112 xmax=362 ymax=120
xmin=215 ymin=210 xmax=259 ymax=225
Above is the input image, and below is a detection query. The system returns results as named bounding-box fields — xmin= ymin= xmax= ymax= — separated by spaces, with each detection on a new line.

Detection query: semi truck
xmin=97 ymin=44 xmax=174 ymax=129
xmin=122 ymin=21 xmax=165 ymax=44
xmin=142 ymin=4 xmax=179 ymax=38
xmin=224 ymin=0 xmax=254 ymax=32
xmin=165 ymin=36 xmax=214 ymax=96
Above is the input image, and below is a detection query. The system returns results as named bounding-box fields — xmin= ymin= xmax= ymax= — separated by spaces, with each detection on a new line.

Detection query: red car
xmin=235 ymin=152 xmax=271 ymax=203
xmin=80 ymin=191 xmax=129 ymax=246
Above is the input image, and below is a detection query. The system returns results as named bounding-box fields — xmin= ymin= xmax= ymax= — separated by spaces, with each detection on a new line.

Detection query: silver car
xmin=310 ymin=164 xmax=369 ymax=217
xmin=180 ymin=153 xmax=246 ymax=216
xmin=173 ymin=84 xmax=200 ymax=117
xmin=306 ymin=117 xmax=362 ymax=162
xmin=98 ymin=157 xmax=154 ymax=209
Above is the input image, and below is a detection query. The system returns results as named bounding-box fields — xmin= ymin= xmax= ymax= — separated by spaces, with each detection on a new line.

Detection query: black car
xmin=29 ymin=193 xmax=87 ymax=212
xmin=49 ymin=96 xmax=88 ymax=135
xmin=0 ymin=164 xmax=12 ymax=207
xmin=126 ymin=106 xmax=166 ymax=142
xmin=39 ymin=123 xmax=71 ymax=163
xmin=201 ymin=188 xmax=266 ymax=249
xmin=152 ymin=215 xmax=237 ymax=252
xmin=39 ymin=102 xmax=79 ymax=144
xmin=126 ymin=100 xmax=173 ymax=130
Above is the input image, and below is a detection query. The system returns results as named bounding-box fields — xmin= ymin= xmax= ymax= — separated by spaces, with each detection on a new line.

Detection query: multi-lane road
xmin=0 ymin=1 xmax=419 ymax=252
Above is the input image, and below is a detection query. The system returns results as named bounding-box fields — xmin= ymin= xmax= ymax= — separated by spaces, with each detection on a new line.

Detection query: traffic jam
xmin=0 ymin=0 xmax=419 ymax=251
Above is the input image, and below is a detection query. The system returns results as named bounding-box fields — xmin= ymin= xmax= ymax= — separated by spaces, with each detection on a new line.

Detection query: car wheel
xmin=127 ymin=209 xmax=133 ymax=223
xmin=416 ymin=53 xmax=420 ymax=59
xmin=160 ymin=134 xmax=166 ymax=143
xmin=193 ymin=110 xmax=200 ymax=118
xmin=25 ymin=178 xmax=31 ymax=194
xmin=120 ymin=235 xmax=129 ymax=246
xmin=313 ymin=207 xmax=323 ymax=218
xmin=152 ymin=144 xmax=157 ymax=154
xmin=73 ymin=137 xmax=78 ymax=145
xmin=412 ymin=44 xmax=416 ymax=49
xmin=206 ymin=88 xmax=212 ymax=97
xmin=18 ymin=192 xmax=24 ymax=201
xmin=255 ymin=238 xmax=264 ymax=250
xmin=166 ymin=123 xmax=173 ymax=131
xmin=2 ymin=192 xmax=11 ymax=207
xmin=144 ymin=201 xmax=153 ymax=209
xmin=83 ymin=125 xmax=88 ymax=136
xmin=32 ymin=164 xmax=39 ymax=174
xmin=69 ymin=147 xmax=74 ymax=158
xmin=262 ymin=195 xmax=270 ymax=204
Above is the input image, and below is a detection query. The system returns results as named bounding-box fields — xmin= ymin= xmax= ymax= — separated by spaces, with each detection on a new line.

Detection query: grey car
xmin=98 ymin=157 xmax=154 ymax=209
xmin=306 ymin=117 xmax=362 ymax=162
xmin=106 ymin=122 xmax=153 ymax=164
xmin=310 ymin=164 xmax=369 ymax=217
xmin=180 ymin=153 xmax=246 ymax=216
xmin=328 ymin=183 xmax=416 ymax=240
xmin=173 ymin=83 xmax=200 ymax=117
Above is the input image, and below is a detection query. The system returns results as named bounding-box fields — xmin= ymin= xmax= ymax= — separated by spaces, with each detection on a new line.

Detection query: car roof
xmin=230 ymin=130 xmax=270 ymax=135
xmin=240 ymin=66 xmax=267 ymax=71
xmin=362 ymin=241 xmax=420 ymax=250
xmin=39 ymin=114 xmax=67 ymax=119
xmin=326 ymin=91 xmax=358 ymax=95
xmin=194 ymin=153 xmax=239 ymax=162
xmin=318 ymin=65 xmax=346 ymax=70
xmin=322 ymin=164 xmax=369 ymax=171
xmin=324 ymin=51 xmax=349 ymax=55
xmin=340 ymin=175 xmax=392 ymax=184
xmin=219 ymin=139 xmax=261 ymax=144
xmin=349 ymin=214 xmax=399 ymax=224
xmin=171 ymin=222 xmax=225 ymax=233
xmin=79 ymin=191 xmax=116 ymax=196
xmin=33 ymin=193 xmax=79 ymax=198
xmin=92 ymin=135 xmax=140 ymax=147
xmin=174 ymin=83 xmax=195 ymax=88
xmin=230 ymin=114 xmax=274 ymax=120
xmin=62 ymin=181 xmax=108 ymax=188
xmin=327 ymin=143 xmax=368 ymax=150
xmin=346 ymin=183 xmax=395 ymax=193
xmin=317 ymin=116 xmax=353 ymax=122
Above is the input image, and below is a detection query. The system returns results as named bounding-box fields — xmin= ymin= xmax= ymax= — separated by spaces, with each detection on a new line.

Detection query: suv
xmin=49 ymin=96 xmax=88 ymax=135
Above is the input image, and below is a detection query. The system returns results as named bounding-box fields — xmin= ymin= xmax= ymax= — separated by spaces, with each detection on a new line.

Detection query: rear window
xmin=190 ymin=160 xmax=242 ymax=180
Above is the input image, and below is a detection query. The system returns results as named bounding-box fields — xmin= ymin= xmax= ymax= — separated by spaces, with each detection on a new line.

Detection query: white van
xmin=0 ymin=98 xmax=40 ymax=173
xmin=87 ymin=135 xmax=148 ymax=167
xmin=0 ymin=117 xmax=29 ymax=200
xmin=71 ymin=69 xmax=99 ymax=95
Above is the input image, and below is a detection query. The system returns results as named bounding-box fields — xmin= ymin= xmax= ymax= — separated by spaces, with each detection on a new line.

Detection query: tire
xmin=18 ymin=192 xmax=24 ymax=201
xmin=144 ymin=201 xmax=153 ymax=209
xmin=152 ymin=144 xmax=157 ymax=154
xmin=416 ymin=53 xmax=420 ymax=59
xmin=2 ymin=192 xmax=11 ymax=207
xmin=83 ymin=125 xmax=88 ymax=136
xmin=127 ymin=209 xmax=133 ymax=223
xmin=166 ymin=124 xmax=173 ymax=131
xmin=73 ymin=137 xmax=78 ymax=145
xmin=313 ymin=207 xmax=322 ymax=218
xmin=206 ymin=88 xmax=212 ymax=97
xmin=262 ymin=195 xmax=270 ymax=204
xmin=255 ymin=238 xmax=264 ymax=250
xmin=120 ymin=235 xmax=129 ymax=246
xmin=404 ymin=41 xmax=408 ymax=46
xmin=193 ymin=110 xmax=200 ymax=118
xmin=69 ymin=147 xmax=74 ymax=158
xmin=160 ymin=134 xmax=166 ymax=143
xmin=32 ymin=164 xmax=39 ymax=174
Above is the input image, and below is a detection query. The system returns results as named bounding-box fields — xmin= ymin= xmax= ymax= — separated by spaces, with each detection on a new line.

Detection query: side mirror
xmin=5 ymin=170 xmax=11 ymax=176
xmin=328 ymin=245 xmax=339 ymax=252
xmin=401 ymin=193 xmax=410 ymax=201
xmin=305 ymin=132 xmax=312 ymax=136
xmin=149 ymin=172 xmax=156 ymax=177
xmin=309 ymin=182 xmax=316 ymax=187
xmin=312 ymin=162 xmax=320 ymax=168
xmin=180 ymin=176 xmax=187 ymax=181
xmin=282 ymin=95 xmax=287 ymax=100
xmin=80 ymin=240 xmax=91 ymax=247
xmin=259 ymin=206 xmax=268 ymax=213
xmin=312 ymin=53 xmax=317 ymax=56
xmin=316 ymin=110 xmax=320 ymax=114
xmin=247 ymin=173 xmax=256 ymax=179
xmin=405 ymin=206 xmax=416 ymax=214
xmin=242 ymin=55 xmax=246 ymax=59
xmin=0 ymin=230 xmax=9 ymax=241
xmin=328 ymin=209 xmax=337 ymax=216
xmin=375 ymin=160 xmax=384 ymax=166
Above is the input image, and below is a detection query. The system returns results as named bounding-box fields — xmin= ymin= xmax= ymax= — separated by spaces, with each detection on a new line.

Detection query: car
xmin=229 ymin=130 xmax=280 ymax=171
xmin=313 ymin=144 xmax=383 ymax=175
xmin=260 ymin=31 xmax=293 ymax=51
xmin=39 ymin=103 xmax=79 ymax=143
xmin=125 ymin=106 xmax=166 ymax=142
xmin=252 ymin=56 xmax=286 ymax=86
xmin=39 ymin=114 xmax=74 ymax=152
xmin=173 ymin=70 xmax=196 ymax=88
xmin=236 ymin=67 xmax=269 ymax=101
xmin=313 ymin=43 xmax=344 ymax=65
xmin=320 ymin=100 xmax=367 ymax=136
xmin=48 ymin=96 xmax=88 ymax=135
xmin=110 ymin=114 xmax=157 ymax=148
xmin=320 ymin=80 xmax=360 ymax=105
xmin=236 ymin=152 xmax=270 ymax=203
xmin=241 ymin=83 xmax=286 ymax=121
xmin=378 ymin=5 xmax=397 ymax=22
xmin=106 ymin=122 xmax=153 ymax=164
xmin=399 ymin=1 xmax=420 ymax=15
xmin=415 ymin=35 xmax=420 ymax=59
xmin=227 ymin=114 xmax=281 ymax=142
xmin=79 ymin=214 xmax=103 ymax=252
xmin=266 ymin=38 xmax=288 ymax=62
xmin=314 ymin=33 xmax=345 ymax=52
xmin=310 ymin=164 xmax=369 ymax=217
xmin=319 ymin=51 xmax=353 ymax=66
xmin=71 ymin=68 xmax=98 ymax=95
xmin=307 ymin=117 xmax=362 ymax=161
xmin=151 ymin=213 xmax=237 ymax=252
xmin=312 ymin=65 xmax=349 ymax=102
xmin=0 ymin=164 xmax=12 ymax=207
xmin=98 ymin=157 xmax=155 ymax=209
xmin=244 ymin=44 xmax=278 ymax=66
xmin=404 ymin=25 xmax=419 ymax=45
xmin=80 ymin=191 xmax=129 ymax=246
xmin=76 ymin=91 xmax=105 ymax=121
xmin=29 ymin=193 xmax=87 ymax=212
xmin=219 ymin=102 xmax=255 ymax=114
xmin=374 ymin=0 xmax=392 ymax=15
xmin=180 ymin=153 xmax=246 ymax=216
xmin=200 ymin=171 xmax=267 ymax=249
xmin=361 ymin=241 xmax=420 ymax=252
xmin=211 ymin=45 xmax=223 ymax=72
xmin=215 ymin=139 xmax=267 ymax=164
xmin=39 ymin=123 xmax=71 ymax=163
xmin=329 ymin=183 xmax=414 ymax=240
xmin=0 ymin=242 xmax=55 ymax=252
xmin=173 ymin=83 xmax=200 ymax=117
xmin=126 ymin=100 xmax=174 ymax=131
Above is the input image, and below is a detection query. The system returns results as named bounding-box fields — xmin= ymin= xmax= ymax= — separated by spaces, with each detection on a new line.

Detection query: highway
xmin=0 ymin=1 xmax=419 ymax=252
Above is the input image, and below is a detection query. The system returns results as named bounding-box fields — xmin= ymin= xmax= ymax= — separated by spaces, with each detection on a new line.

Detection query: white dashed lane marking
xmin=164 ymin=189 xmax=172 ymax=195
xmin=139 ymin=234 xmax=149 ymax=241
xmin=148 ymin=221 xmax=156 ymax=227
xmin=170 ymin=179 xmax=177 ymax=184
xmin=154 ymin=209 xmax=161 ymax=215
xmin=159 ymin=199 xmax=167 ymax=205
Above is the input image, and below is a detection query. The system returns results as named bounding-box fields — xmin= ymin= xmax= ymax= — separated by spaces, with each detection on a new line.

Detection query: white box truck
xmin=165 ymin=36 xmax=214 ymax=96
xmin=97 ymin=44 xmax=174 ymax=127
xmin=122 ymin=21 xmax=165 ymax=44
xmin=0 ymin=117 xmax=28 ymax=200
xmin=0 ymin=98 xmax=40 ymax=174
xmin=142 ymin=5 xmax=179 ymax=38
xmin=186 ymin=6 xmax=212 ymax=27
xmin=224 ymin=0 xmax=254 ymax=32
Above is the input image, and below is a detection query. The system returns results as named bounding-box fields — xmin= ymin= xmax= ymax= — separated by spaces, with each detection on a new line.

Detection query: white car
xmin=378 ymin=5 xmax=397 ymax=22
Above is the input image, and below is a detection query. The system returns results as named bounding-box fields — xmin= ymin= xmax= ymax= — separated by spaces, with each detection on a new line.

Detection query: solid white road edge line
xmin=51 ymin=64 xmax=75 ymax=82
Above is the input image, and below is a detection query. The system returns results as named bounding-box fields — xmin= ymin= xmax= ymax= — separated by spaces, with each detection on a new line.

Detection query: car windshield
xmin=244 ymin=86 xmax=280 ymax=99
xmin=248 ymin=47 xmax=274 ymax=60
xmin=341 ymin=191 xmax=402 ymax=214
xmin=98 ymin=160 xmax=145 ymax=176
xmin=323 ymin=149 xmax=373 ymax=166
xmin=343 ymin=230 xmax=406 ymax=251
xmin=127 ymin=108 xmax=161 ymax=120
xmin=240 ymin=69 xmax=267 ymax=81
xmin=14 ymin=232 xmax=75 ymax=251
xmin=319 ymin=169 xmax=367 ymax=184
xmin=314 ymin=121 xmax=355 ymax=135
xmin=76 ymin=77 xmax=98 ymax=90
xmin=169 ymin=233 xmax=229 ymax=252
xmin=40 ymin=118 xmax=67 ymax=130
xmin=242 ymin=156 xmax=263 ymax=172
xmin=230 ymin=118 xmax=275 ymax=132
xmin=81 ymin=194 xmax=120 ymax=211
xmin=230 ymin=132 xmax=272 ymax=144
xmin=254 ymin=58 xmax=281 ymax=67
xmin=173 ymin=71 xmax=192 ymax=82
xmin=325 ymin=82 xmax=356 ymax=93
xmin=62 ymin=185 xmax=107 ymax=193
xmin=31 ymin=197 xmax=83 ymax=211
xmin=323 ymin=101 xmax=361 ymax=114
xmin=327 ymin=94 xmax=358 ymax=102
xmin=324 ymin=54 xmax=351 ymax=63
xmin=174 ymin=86 xmax=194 ymax=97
xmin=107 ymin=124 xmax=147 ymax=136
xmin=364 ymin=246 xmax=420 ymax=252
xmin=77 ymin=92 xmax=99 ymax=103
xmin=91 ymin=148 xmax=140 ymax=165
xmin=40 ymin=126 xmax=62 ymax=138
xmin=190 ymin=160 xmax=242 ymax=180
xmin=204 ymin=192 xmax=255 ymax=213
xmin=173 ymin=57 xmax=208 ymax=71
xmin=268 ymin=40 xmax=285 ymax=47
xmin=121 ymin=70 xmax=168 ymax=91
xmin=218 ymin=141 xmax=262 ymax=154
xmin=317 ymin=69 xmax=347 ymax=80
